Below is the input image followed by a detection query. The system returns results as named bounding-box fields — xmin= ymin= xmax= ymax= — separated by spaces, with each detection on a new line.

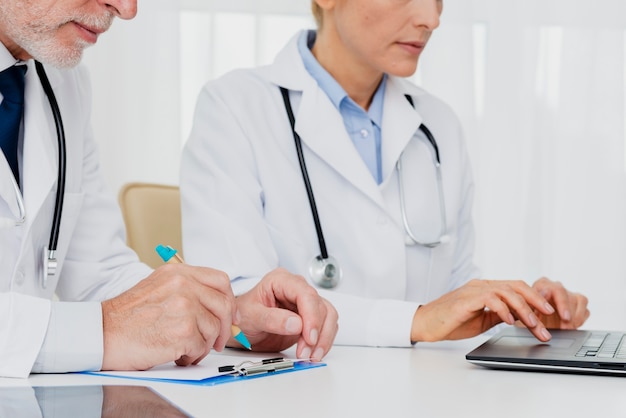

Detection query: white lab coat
xmin=0 ymin=49 xmax=150 ymax=377
xmin=181 ymin=31 xmax=480 ymax=347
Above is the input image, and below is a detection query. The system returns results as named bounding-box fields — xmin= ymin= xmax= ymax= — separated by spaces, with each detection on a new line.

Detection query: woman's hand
xmin=411 ymin=277 xmax=590 ymax=343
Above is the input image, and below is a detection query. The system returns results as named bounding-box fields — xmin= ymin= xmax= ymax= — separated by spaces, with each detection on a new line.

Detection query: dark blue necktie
xmin=0 ymin=65 xmax=27 ymax=186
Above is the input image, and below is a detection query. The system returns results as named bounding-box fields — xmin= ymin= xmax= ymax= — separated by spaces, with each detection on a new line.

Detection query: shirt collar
xmin=297 ymin=30 xmax=348 ymax=109
xmin=369 ymin=75 xmax=386 ymax=128
xmin=0 ymin=42 xmax=21 ymax=73
xmin=297 ymin=29 xmax=387 ymax=125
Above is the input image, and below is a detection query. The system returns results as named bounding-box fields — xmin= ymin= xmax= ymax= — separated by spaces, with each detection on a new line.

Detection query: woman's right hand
xmin=410 ymin=279 xmax=556 ymax=343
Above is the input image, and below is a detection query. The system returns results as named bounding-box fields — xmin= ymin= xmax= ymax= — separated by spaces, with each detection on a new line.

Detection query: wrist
xmin=410 ymin=305 xmax=424 ymax=343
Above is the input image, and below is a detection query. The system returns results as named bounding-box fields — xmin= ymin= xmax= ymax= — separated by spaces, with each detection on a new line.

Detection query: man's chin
xmin=30 ymin=47 xmax=86 ymax=69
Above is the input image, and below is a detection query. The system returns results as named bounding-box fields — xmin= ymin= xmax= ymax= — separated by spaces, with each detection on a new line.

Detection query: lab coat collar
xmin=0 ymin=60 xmax=63 ymax=220
xmin=379 ymin=77 xmax=424 ymax=186
xmin=268 ymin=31 xmax=312 ymax=92
xmin=269 ymin=31 xmax=386 ymax=208
xmin=268 ymin=31 xmax=427 ymax=209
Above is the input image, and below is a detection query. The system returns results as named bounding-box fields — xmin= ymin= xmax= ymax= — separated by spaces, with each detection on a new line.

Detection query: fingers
xmin=102 ymin=264 xmax=237 ymax=371
xmin=533 ymin=277 xmax=590 ymax=329
xmin=156 ymin=265 xmax=235 ymax=351
xmin=411 ymin=278 xmax=588 ymax=343
xmin=469 ymin=282 xmax=547 ymax=342
xmin=572 ymin=294 xmax=591 ymax=328
xmin=302 ymin=299 xmax=338 ymax=361
xmin=534 ymin=278 xmax=571 ymax=323
xmin=488 ymin=280 xmax=555 ymax=341
xmin=236 ymin=268 xmax=338 ymax=359
xmin=161 ymin=263 xmax=238 ymax=321
xmin=265 ymin=269 xmax=338 ymax=359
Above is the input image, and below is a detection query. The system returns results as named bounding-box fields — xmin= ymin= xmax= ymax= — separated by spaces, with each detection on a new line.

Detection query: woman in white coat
xmin=181 ymin=0 xmax=589 ymax=351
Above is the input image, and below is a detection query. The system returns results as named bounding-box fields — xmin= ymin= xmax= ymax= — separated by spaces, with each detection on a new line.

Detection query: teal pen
xmin=155 ymin=244 xmax=252 ymax=350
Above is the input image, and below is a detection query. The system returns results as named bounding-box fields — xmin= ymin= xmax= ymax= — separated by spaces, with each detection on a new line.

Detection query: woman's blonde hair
xmin=311 ymin=1 xmax=323 ymax=28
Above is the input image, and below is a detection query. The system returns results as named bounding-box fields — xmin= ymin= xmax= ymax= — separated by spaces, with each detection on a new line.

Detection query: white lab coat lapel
xmin=0 ymin=156 xmax=20 ymax=219
xmin=269 ymin=36 xmax=386 ymax=209
xmin=297 ymin=85 xmax=387 ymax=208
xmin=21 ymin=61 xmax=58 ymax=230
xmin=380 ymin=77 xmax=423 ymax=185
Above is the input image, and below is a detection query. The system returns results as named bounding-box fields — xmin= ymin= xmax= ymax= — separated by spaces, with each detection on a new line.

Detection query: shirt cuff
xmin=31 ymin=301 xmax=103 ymax=373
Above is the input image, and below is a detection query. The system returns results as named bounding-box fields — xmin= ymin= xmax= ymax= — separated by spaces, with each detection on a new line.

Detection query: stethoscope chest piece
xmin=309 ymin=255 xmax=342 ymax=289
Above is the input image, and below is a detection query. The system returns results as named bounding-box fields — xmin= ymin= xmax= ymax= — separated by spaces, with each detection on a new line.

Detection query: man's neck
xmin=0 ymin=32 xmax=30 ymax=61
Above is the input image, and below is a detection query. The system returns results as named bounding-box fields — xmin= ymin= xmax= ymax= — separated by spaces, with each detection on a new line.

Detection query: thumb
xmin=251 ymin=305 xmax=303 ymax=336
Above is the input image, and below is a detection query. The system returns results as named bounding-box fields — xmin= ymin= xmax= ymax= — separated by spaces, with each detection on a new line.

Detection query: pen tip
xmin=233 ymin=328 xmax=252 ymax=350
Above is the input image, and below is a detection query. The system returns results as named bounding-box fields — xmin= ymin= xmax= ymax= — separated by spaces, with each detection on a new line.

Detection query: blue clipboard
xmin=81 ymin=358 xmax=325 ymax=387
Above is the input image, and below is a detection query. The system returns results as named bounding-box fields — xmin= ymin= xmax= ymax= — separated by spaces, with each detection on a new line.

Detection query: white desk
xmin=2 ymin=337 xmax=626 ymax=417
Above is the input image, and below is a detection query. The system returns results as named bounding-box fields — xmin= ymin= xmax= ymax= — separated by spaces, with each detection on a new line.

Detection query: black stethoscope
xmin=37 ymin=61 xmax=67 ymax=289
xmin=280 ymin=87 xmax=448 ymax=289
xmin=1 ymin=62 xmax=67 ymax=289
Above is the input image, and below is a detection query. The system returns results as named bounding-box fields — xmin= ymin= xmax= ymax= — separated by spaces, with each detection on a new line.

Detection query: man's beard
xmin=0 ymin=1 xmax=113 ymax=68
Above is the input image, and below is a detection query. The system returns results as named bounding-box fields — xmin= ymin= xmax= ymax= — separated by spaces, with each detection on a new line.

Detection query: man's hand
xmin=233 ymin=268 xmax=338 ymax=361
xmin=101 ymin=263 xmax=237 ymax=371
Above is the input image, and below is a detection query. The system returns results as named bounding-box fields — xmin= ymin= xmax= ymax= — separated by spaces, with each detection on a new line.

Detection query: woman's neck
xmin=311 ymin=29 xmax=384 ymax=111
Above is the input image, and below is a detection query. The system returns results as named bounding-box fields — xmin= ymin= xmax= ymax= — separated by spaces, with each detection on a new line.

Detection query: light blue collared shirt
xmin=297 ymin=30 xmax=386 ymax=184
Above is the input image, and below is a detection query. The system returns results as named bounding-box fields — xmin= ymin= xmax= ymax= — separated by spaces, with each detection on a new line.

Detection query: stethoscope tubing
xmin=35 ymin=61 xmax=66 ymax=257
xmin=280 ymin=87 xmax=330 ymax=259
xmin=397 ymin=143 xmax=447 ymax=248
xmin=280 ymin=87 xmax=448 ymax=288
xmin=0 ymin=62 xmax=64 ymax=288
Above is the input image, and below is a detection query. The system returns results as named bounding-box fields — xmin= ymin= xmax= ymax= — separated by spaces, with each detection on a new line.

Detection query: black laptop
xmin=466 ymin=326 xmax=626 ymax=376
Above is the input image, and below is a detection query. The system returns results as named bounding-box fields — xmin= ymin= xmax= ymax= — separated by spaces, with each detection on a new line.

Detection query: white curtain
xmin=422 ymin=0 xmax=626 ymax=329
xmin=82 ymin=0 xmax=182 ymax=190
xmin=83 ymin=0 xmax=626 ymax=330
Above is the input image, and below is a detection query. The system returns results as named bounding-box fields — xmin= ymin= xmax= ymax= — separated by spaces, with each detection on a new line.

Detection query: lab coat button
xmin=360 ymin=129 xmax=369 ymax=138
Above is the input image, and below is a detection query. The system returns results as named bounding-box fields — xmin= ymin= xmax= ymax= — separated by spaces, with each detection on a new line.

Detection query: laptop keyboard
xmin=575 ymin=332 xmax=626 ymax=358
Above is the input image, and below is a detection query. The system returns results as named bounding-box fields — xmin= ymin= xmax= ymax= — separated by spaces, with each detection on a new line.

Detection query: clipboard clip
xmin=218 ymin=357 xmax=295 ymax=376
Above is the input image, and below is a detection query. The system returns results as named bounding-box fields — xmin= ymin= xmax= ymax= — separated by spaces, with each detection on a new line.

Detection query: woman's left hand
xmin=531 ymin=277 xmax=590 ymax=329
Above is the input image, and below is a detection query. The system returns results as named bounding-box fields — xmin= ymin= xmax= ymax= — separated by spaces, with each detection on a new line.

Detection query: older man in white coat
xmin=0 ymin=0 xmax=337 ymax=378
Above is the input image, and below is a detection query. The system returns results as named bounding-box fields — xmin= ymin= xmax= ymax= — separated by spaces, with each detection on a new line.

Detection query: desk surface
xmin=3 ymin=337 xmax=626 ymax=418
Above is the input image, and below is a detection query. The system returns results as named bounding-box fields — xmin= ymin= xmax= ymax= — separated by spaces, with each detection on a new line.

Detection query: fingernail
xmin=541 ymin=328 xmax=552 ymax=340
xmin=301 ymin=346 xmax=312 ymax=360
xmin=312 ymin=347 xmax=324 ymax=361
xmin=235 ymin=309 xmax=241 ymax=323
xmin=285 ymin=317 xmax=299 ymax=334
xmin=528 ymin=312 xmax=538 ymax=328
xmin=310 ymin=328 xmax=319 ymax=345
xmin=544 ymin=303 xmax=555 ymax=314
xmin=563 ymin=310 xmax=571 ymax=321
xmin=507 ymin=313 xmax=515 ymax=325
